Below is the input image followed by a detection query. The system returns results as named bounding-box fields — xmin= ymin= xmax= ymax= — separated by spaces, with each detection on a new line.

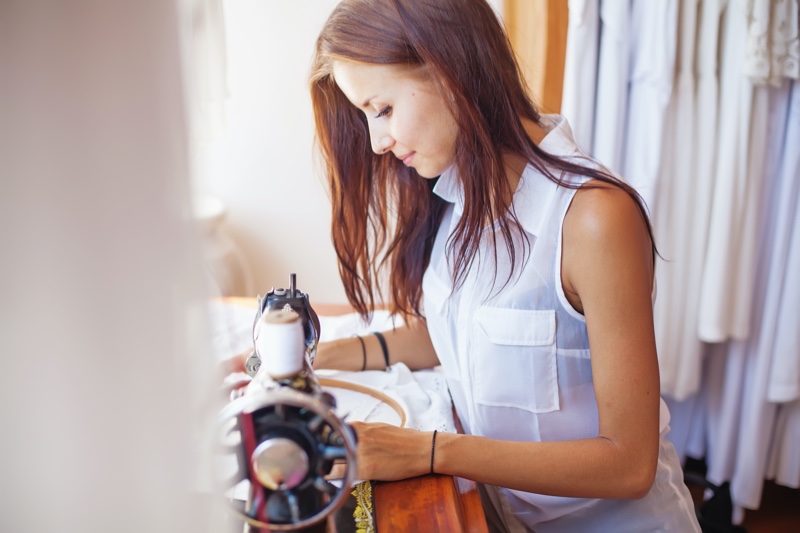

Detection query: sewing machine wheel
xmin=217 ymin=387 xmax=358 ymax=531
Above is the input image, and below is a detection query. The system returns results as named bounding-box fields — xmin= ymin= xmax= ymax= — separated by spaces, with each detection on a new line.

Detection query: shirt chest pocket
xmin=472 ymin=307 xmax=560 ymax=414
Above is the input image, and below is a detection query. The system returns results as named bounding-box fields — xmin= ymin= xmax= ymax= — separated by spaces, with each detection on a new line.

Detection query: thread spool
xmin=255 ymin=310 xmax=305 ymax=379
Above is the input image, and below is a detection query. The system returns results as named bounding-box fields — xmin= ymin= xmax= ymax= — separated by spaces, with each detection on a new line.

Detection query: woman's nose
xmin=369 ymin=125 xmax=394 ymax=155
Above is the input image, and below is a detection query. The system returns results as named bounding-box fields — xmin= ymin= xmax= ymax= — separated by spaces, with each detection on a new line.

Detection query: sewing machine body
xmin=219 ymin=274 xmax=357 ymax=532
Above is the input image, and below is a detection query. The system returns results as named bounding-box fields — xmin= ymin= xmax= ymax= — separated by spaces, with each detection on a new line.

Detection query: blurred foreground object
xmin=0 ymin=1 xmax=226 ymax=531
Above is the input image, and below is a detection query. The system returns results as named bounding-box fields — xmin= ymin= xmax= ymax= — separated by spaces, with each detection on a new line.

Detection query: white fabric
xmin=561 ymin=0 xmax=600 ymax=153
xmin=674 ymin=80 xmax=797 ymax=517
xmin=423 ymin=115 xmax=699 ymax=532
xmin=688 ymin=0 xmax=727 ymax=337
xmin=766 ymin=400 xmax=800 ymax=489
xmin=317 ymin=364 xmax=456 ymax=433
xmin=652 ymin=0 xmax=707 ymax=401
xmin=591 ymin=0 xmax=630 ymax=172
xmin=743 ymin=0 xmax=800 ymax=85
xmin=765 ymin=79 xmax=800 ymax=403
xmin=621 ymin=0 xmax=679 ymax=210
xmin=697 ymin=3 xmax=758 ymax=342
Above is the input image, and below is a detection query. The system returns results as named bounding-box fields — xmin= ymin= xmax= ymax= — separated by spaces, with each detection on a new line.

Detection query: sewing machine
xmin=217 ymin=275 xmax=358 ymax=532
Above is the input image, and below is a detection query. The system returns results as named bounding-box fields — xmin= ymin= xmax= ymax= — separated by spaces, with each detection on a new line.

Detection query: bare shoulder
xmin=561 ymin=180 xmax=654 ymax=309
xmin=564 ymin=180 xmax=648 ymax=241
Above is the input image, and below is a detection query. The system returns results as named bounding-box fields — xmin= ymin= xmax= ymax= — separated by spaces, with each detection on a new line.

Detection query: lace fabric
xmin=742 ymin=0 xmax=800 ymax=85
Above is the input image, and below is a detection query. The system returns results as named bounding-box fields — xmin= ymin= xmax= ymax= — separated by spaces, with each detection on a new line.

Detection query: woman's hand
xmin=350 ymin=421 xmax=432 ymax=481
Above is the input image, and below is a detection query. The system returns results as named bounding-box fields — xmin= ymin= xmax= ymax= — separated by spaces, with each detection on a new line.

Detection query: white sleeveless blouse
xmin=422 ymin=115 xmax=699 ymax=532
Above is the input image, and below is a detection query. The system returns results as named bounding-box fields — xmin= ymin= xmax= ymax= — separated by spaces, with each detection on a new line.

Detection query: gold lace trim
xmin=352 ymin=481 xmax=375 ymax=533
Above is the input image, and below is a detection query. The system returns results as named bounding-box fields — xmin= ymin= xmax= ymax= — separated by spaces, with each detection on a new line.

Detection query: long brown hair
xmin=310 ymin=0 xmax=655 ymax=319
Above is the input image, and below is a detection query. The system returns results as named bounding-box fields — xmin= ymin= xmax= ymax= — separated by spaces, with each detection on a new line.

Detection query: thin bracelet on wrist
xmin=430 ymin=429 xmax=438 ymax=474
xmin=352 ymin=334 xmax=367 ymax=371
xmin=371 ymin=331 xmax=390 ymax=371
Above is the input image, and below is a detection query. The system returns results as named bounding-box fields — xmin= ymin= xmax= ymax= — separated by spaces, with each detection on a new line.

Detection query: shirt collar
xmin=431 ymin=163 xmax=461 ymax=207
xmin=431 ymin=114 xmax=581 ymax=237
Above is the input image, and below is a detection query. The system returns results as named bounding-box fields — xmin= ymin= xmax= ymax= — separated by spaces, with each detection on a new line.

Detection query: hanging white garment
xmin=766 ymin=400 xmax=800 ymax=489
xmin=767 ymin=213 xmax=800 ymax=402
xmin=729 ymin=342 xmax=780 ymax=516
xmin=764 ymin=79 xmax=800 ymax=404
xmin=743 ymin=0 xmax=775 ymax=83
xmin=729 ymin=89 xmax=772 ymax=335
xmin=701 ymin=80 xmax=794 ymax=517
xmin=561 ymin=0 xmax=599 ymax=153
xmin=591 ymin=0 xmax=630 ymax=172
xmin=743 ymin=0 xmax=800 ymax=86
xmin=691 ymin=0 xmax=727 ymax=336
xmin=769 ymin=0 xmax=800 ymax=81
xmin=697 ymin=4 xmax=759 ymax=342
xmin=702 ymin=341 xmax=751 ymax=500
xmin=653 ymin=0 xmax=705 ymax=401
xmin=731 ymin=79 xmax=800 ymax=509
xmin=621 ymin=0 xmax=679 ymax=210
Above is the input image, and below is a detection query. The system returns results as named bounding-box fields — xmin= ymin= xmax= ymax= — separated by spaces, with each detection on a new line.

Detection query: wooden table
xmin=218 ymin=297 xmax=489 ymax=532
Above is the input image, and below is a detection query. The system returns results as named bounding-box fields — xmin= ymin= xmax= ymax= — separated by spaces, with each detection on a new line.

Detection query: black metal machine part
xmin=246 ymin=406 xmax=340 ymax=523
xmin=219 ymin=397 xmax=354 ymax=528
xmin=246 ymin=273 xmax=321 ymax=378
xmin=260 ymin=273 xmax=321 ymax=353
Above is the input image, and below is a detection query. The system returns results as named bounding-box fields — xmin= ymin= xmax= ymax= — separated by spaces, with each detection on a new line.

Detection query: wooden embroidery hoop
xmin=318 ymin=377 xmax=407 ymax=428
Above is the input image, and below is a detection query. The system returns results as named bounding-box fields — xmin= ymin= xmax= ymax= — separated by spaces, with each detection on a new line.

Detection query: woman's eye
xmin=375 ymin=106 xmax=391 ymax=118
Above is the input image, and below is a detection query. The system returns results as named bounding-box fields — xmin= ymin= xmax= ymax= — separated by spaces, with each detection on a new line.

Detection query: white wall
xmin=199 ymin=0 xmax=505 ymax=304
xmin=198 ymin=0 xmax=344 ymax=302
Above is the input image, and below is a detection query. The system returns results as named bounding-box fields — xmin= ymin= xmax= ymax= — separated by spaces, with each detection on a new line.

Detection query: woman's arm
xmin=353 ymin=183 xmax=661 ymax=499
xmin=314 ymin=317 xmax=441 ymax=371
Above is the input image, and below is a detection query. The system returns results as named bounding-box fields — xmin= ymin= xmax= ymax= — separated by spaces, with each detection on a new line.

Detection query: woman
xmin=309 ymin=0 xmax=700 ymax=531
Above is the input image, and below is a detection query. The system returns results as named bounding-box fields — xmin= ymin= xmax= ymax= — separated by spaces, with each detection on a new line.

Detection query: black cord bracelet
xmin=430 ymin=429 xmax=438 ymax=474
xmin=352 ymin=334 xmax=367 ymax=371
xmin=371 ymin=331 xmax=390 ymax=371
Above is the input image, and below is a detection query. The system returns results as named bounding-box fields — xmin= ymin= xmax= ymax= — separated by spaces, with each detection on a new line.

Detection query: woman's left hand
xmin=349 ymin=421 xmax=433 ymax=481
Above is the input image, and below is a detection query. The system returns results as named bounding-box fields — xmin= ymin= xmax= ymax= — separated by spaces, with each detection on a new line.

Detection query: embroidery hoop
xmin=318 ymin=377 xmax=407 ymax=428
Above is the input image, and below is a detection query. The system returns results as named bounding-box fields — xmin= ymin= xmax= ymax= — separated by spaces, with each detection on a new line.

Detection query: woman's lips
xmin=398 ymin=152 xmax=415 ymax=166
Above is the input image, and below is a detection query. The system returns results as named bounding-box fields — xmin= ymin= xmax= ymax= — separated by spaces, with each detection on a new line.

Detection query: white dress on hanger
xmin=761 ymin=80 xmax=800 ymax=495
xmin=561 ymin=0 xmax=599 ymax=153
xmin=652 ymin=0 xmax=704 ymax=402
xmin=689 ymin=0 xmax=727 ymax=336
xmin=697 ymin=3 xmax=758 ymax=342
xmin=662 ymin=0 xmax=730 ymax=454
xmin=621 ymin=0 xmax=679 ymax=210
xmin=764 ymin=64 xmax=800 ymax=409
xmin=591 ymin=0 xmax=630 ymax=173
xmin=729 ymin=74 xmax=800 ymax=521
xmin=702 ymin=79 xmax=794 ymax=518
